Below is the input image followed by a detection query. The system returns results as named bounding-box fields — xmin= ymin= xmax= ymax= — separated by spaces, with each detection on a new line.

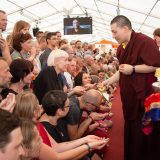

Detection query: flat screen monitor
xmin=64 ymin=17 xmax=92 ymax=35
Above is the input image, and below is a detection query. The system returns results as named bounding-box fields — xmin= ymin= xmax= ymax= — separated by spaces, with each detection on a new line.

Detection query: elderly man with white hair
xmin=33 ymin=49 xmax=69 ymax=104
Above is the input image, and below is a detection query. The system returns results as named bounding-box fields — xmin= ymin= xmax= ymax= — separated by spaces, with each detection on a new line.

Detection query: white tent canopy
xmin=1 ymin=0 xmax=160 ymax=43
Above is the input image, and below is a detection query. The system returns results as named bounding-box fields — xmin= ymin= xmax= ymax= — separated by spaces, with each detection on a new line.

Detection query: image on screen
xmin=64 ymin=17 xmax=92 ymax=35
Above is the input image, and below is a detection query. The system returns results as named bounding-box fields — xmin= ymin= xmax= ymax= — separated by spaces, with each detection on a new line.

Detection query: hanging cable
xmin=116 ymin=0 xmax=120 ymax=15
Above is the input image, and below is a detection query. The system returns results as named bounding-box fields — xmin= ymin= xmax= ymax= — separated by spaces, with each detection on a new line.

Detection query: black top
xmin=1 ymin=85 xmax=30 ymax=99
xmin=39 ymin=48 xmax=52 ymax=70
xmin=41 ymin=119 xmax=69 ymax=143
xmin=1 ymin=88 xmax=18 ymax=99
xmin=33 ymin=66 xmax=64 ymax=104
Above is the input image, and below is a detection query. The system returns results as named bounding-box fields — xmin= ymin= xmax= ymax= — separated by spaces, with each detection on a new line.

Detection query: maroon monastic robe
xmin=117 ymin=30 xmax=160 ymax=160
xmin=117 ymin=30 xmax=160 ymax=120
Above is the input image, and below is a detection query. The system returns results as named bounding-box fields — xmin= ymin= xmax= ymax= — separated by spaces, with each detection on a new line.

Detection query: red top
xmin=37 ymin=122 xmax=52 ymax=147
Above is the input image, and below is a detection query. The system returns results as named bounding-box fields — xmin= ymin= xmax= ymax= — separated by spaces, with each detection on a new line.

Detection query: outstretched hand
xmin=88 ymin=138 xmax=110 ymax=150
xmin=83 ymin=135 xmax=101 ymax=143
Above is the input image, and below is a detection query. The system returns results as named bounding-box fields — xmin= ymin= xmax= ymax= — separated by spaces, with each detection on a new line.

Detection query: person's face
xmin=67 ymin=47 xmax=75 ymax=60
xmin=20 ymin=26 xmax=30 ymax=34
xmin=73 ymin=19 xmax=79 ymax=29
xmin=83 ymin=44 xmax=88 ymax=51
xmin=111 ymin=23 xmax=128 ymax=44
xmin=0 ymin=60 xmax=12 ymax=88
xmin=153 ymin=35 xmax=160 ymax=47
xmin=0 ymin=12 xmax=7 ymax=31
xmin=0 ymin=128 xmax=25 ymax=160
xmin=59 ymin=98 xmax=70 ymax=117
xmin=70 ymin=41 xmax=76 ymax=49
xmin=98 ymin=72 xmax=105 ymax=80
xmin=49 ymin=35 xmax=58 ymax=47
xmin=36 ymin=33 xmax=44 ymax=41
xmin=23 ymin=71 xmax=34 ymax=85
xmin=76 ymin=42 xmax=82 ymax=49
xmin=67 ymin=60 xmax=76 ymax=76
xmin=82 ymin=73 xmax=91 ymax=86
xmin=21 ymin=39 xmax=32 ymax=52
xmin=56 ymin=32 xmax=62 ymax=41
xmin=56 ymin=57 xmax=69 ymax=72
xmin=39 ymin=39 xmax=47 ymax=51
xmin=86 ymin=57 xmax=94 ymax=66
xmin=85 ymin=95 xmax=102 ymax=112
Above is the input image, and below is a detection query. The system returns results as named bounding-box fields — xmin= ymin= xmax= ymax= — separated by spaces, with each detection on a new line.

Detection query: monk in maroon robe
xmin=103 ymin=15 xmax=160 ymax=160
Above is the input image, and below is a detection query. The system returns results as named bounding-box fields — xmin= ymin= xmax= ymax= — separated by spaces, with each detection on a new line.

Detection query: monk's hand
xmin=102 ymin=78 xmax=112 ymax=87
xmin=119 ymin=64 xmax=133 ymax=75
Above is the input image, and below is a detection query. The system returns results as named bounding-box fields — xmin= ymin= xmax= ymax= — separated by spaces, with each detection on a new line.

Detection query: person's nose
xmin=9 ymin=72 xmax=12 ymax=79
xmin=112 ymin=33 xmax=116 ymax=39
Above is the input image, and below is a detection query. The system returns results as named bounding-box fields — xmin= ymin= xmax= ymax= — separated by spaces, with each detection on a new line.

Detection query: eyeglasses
xmin=64 ymin=105 xmax=70 ymax=109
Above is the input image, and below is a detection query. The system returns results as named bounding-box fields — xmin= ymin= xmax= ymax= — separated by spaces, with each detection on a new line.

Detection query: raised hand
xmin=0 ymin=93 xmax=16 ymax=113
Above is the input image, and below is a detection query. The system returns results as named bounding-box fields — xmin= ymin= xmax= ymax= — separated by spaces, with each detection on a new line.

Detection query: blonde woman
xmin=8 ymin=20 xmax=30 ymax=47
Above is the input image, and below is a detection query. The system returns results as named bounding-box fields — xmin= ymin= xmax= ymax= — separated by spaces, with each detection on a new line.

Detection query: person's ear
xmin=123 ymin=26 xmax=130 ymax=32
xmin=56 ymin=108 xmax=63 ymax=115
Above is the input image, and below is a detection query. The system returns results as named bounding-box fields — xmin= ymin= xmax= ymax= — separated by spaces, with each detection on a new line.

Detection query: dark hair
xmin=56 ymin=31 xmax=61 ymax=34
xmin=111 ymin=15 xmax=132 ymax=30
xmin=42 ymin=90 xmax=68 ymax=116
xmin=75 ymin=40 xmax=81 ymax=44
xmin=98 ymin=69 xmax=105 ymax=73
xmin=10 ymin=59 xmax=33 ymax=83
xmin=0 ymin=10 xmax=6 ymax=14
xmin=153 ymin=28 xmax=160 ymax=37
xmin=0 ymin=109 xmax=20 ymax=149
xmin=46 ymin=32 xmax=56 ymax=44
xmin=35 ymin=31 xmax=44 ymax=37
xmin=74 ymin=71 xmax=86 ymax=86
xmin=12 ymin=33 xmax=32 ymax=52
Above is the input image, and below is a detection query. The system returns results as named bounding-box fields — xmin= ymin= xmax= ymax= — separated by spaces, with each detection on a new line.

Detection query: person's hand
xmin=72 ymin=86 xmax=86 ymax=95
xmin=88 ymin=138 xmax=110 ymax=150
xmin=0 ymin=37 xmax=8 ymax=50
xmin=89 ymin=112 xmax=108 ymax=121
xmin=84 ymin=83 xmax=97 ymax=90
xmin=102 ymin=78 xmax=113 ymax=88
xmin=0 ymin=93 xmax=16 ymax=113
xmin=83 ymin=135 xmax=101 ymax=143
xmin=119 ymin=64 xmax=133 ymax=75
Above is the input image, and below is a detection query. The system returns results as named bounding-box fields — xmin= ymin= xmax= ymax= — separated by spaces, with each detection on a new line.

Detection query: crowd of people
xmin=0 ymin=9 xmax=160 ymax=160
xmin=0 ymin=9 xmax=118 ymax=160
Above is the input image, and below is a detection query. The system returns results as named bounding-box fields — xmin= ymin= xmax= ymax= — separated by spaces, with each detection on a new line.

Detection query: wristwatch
xmin=132 ymin=65 xmax=135 ymax=74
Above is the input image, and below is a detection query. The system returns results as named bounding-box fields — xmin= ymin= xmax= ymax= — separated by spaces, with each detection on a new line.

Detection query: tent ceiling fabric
xmin=1 ymin=0 xmax=159 ymax=42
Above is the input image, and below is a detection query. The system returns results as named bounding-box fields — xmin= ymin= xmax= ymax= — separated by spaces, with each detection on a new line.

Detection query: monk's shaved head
xmin=82 ymin=89 xmax=102 ymax=105
xmin=111 ymin=15 xmax=132 ymax=30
